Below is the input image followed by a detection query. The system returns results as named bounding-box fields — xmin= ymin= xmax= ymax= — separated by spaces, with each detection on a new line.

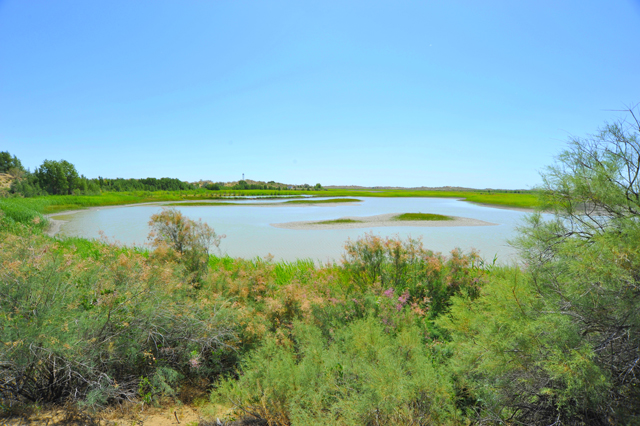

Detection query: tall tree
xmin=35 ymin=160 xmax=81 ymax=195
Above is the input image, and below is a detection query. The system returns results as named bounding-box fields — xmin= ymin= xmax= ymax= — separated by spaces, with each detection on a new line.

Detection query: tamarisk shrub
xmin=0 ymin=228 xmax=236 ymax=408
xmin=148 ymin=207 xmax=223 ymax=286
xmin=342 ymin=234 xmax=483 ymax=318
xmin=443 ymin=107 xmax=640 ymax=425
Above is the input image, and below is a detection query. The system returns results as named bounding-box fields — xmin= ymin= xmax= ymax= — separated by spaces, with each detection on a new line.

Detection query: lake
xmin=55 ymin=197 xmax=536 ymax=264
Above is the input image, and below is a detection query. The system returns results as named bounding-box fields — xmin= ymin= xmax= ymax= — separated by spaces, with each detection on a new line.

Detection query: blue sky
xmin=1 ymin=1 xmax=639 ymax=189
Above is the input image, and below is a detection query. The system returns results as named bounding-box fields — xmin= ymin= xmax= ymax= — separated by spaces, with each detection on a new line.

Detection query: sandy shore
xmin=271 ymin=213 xmax=498 ymax=230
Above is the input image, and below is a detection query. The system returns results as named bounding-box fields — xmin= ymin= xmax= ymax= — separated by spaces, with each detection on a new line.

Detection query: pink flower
xmin=383 ymin=288 xmax=395 ymax=298
xmin=189 ymin=357 xmax=200 ymax=369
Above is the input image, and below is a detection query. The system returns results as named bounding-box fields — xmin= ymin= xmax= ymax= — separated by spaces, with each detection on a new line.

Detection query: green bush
xmin=214 ymin=317 xmax=456 ymax=425
xmin=342 ymin=234 xmax=483 ymax=318
xmin=148 ymin=207 xmax=224 ymax=286
xmin=0 ymin=230 xmax=237 ymax=408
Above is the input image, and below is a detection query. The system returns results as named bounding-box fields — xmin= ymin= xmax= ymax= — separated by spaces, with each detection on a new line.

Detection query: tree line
xmin=1 ymin=155 xmax=195 ymax=197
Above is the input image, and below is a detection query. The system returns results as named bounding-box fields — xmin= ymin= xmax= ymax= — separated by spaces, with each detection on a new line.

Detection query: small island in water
xmin=272 ymin=212 xmax=497 ymax=230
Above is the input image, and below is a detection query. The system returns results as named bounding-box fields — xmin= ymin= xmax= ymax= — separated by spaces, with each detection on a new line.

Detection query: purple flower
xmin=383 ymin=288 xmax=395 ymax=298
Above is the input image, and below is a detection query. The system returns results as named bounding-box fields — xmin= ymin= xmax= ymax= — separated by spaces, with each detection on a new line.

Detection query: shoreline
xmin=271 ymin=213 xmax=498 ymax=230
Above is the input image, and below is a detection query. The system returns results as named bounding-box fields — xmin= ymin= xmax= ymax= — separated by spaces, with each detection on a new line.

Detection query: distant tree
xmin=315 ymin=183 xmax=322 ymax=190
xmin=35 ymin=159 xmax=81 ymax=195
xmin=0 ymin=151 xmax=24 ymax=175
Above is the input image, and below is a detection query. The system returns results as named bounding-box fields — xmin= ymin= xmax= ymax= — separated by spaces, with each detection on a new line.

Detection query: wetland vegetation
xmin=393 ymin=212 xmax=453 ymax=221
xmin=311 ymin=218 xmax=364 ymax=224
xmin=2 ymin=111 xmax=640 ymax=425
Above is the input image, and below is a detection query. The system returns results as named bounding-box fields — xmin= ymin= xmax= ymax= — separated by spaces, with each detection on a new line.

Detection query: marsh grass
xmin=312 ymin=218 xmax=363 ymax=224
xmin=165 ymin=202 xmax=243 ymax=206
xmin=283 ymin=197 xmax=362 ymax=204
xmin=324 ymin=189 xmax=539 ymax=208
xmin=165 ymin=199 xmax=363 ymax=207
xmin=393 ymin=212 xmax=453 ymax=221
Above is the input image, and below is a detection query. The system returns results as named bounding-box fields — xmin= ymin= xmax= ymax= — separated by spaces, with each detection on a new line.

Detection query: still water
xmin=57 ymin=197 xmax=535 ymax=264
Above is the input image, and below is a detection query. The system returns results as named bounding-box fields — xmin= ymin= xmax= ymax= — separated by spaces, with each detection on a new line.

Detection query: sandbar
xmin=271 ymin=213 xmax=498 ymax=230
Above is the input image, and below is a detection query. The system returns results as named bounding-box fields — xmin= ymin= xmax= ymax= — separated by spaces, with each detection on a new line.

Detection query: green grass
xmin=166 ymin=198 xmax=363 ymax=207
xmin=283 ymin=198 xmax=362 ymax=204
xmin=312 ymin=218 xmax=363 ymax=225
xmin=165 ymin=202 xmax=244 ymax=206
xmin=393 ymin=213 xmax=453 ymax=221
xmin=322 ymin=189 xmax=539 ymax=209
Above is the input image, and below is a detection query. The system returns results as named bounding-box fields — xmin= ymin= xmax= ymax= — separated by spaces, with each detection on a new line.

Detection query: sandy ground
xmin=0 ymin=403 xmax=234 ymax=425
xmin=271 ymin=213 xmax=497 ymax=230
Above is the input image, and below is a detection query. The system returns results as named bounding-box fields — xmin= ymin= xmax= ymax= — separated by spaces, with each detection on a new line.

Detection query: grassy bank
xmin=324 ymin=188 xmax=539 ymax=208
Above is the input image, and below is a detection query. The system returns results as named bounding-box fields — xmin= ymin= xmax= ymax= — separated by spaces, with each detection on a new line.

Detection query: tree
xmin=34 ymin=159 xmax=81 ymax=195
xmin=148 ymin=208 xmax=224 ymax=285
xmin=537 ymin=106 xmax=640 ymax=236
xmin=0 ymin=151 xmax=24 ymax=175
xmin=444 ymin=106 xmax=640 ymax=425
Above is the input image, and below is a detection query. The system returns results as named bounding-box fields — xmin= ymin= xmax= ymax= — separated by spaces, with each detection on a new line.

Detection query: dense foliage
xmin=0 ymin=226 xmax=237 ymax=408
xmin=442 ymin=108 xmax=640 ymax=425
xmin=94 ymin=177 xmax=194 ymax=192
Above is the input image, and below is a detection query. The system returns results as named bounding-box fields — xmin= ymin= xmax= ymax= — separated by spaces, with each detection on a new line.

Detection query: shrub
xmin=149 ymin=207 xmax=224 ymax=285
xmin=342 ymin=234 xmax=483 ymax=318
xmin=214 ymin=318 xmax=456 ymax=425
xmin=0 ymin=229 xmax=237 ymax=408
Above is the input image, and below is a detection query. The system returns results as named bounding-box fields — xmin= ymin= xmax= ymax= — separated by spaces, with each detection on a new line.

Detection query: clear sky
xmin=1 ymin=1 xmax=639 ymax=189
